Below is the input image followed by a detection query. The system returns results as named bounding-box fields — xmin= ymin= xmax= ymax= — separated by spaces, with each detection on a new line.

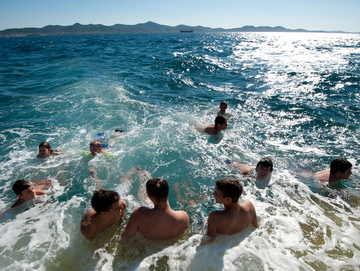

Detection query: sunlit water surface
xmin=0 ymin=32 xmax=360 ymax=270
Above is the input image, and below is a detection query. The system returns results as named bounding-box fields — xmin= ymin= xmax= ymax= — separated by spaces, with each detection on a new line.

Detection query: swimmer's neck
xmin=328 ymin=173 xmax=340 ymax=185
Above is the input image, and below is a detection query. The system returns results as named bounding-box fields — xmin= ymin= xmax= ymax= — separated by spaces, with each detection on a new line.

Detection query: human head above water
xmin=38 ymin=142 xmax=52 ymax=157
xmin=214 ymin=115 xmax=227 ymax=130
xmin=255 ymin=157 xmax=273 ymax=179
xmin=256 ymin=157 xmax=273 ymax=172
xmin=91 ymin=189 xmax=120 ymax=214
xmin=12 ymin=179 xmax=31 ymax=196
xmin=215 ymin=177 xmax=243 ymax=203
xmin=146 ymin=177 xmax=169 ymax=203
xmin=90 ymin=140 xmax=102 ymax=154
xmin=330 ymin=158 xmax=352 ymax=174
xmin=219 ymin=100 xmax=228 ymax=110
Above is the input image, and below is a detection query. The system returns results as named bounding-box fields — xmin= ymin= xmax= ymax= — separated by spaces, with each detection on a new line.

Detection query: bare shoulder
xmin=315 ymin=169 xmax=330 ymax=182
xmin=11 ymin=198 xmax=25 ymax=208
xmin=240 ymin=199 xmax=255 ymax=210
xmin=129 ymin=206 xmax=150 ymax=219
xmin=208 ymin=209 xmax=224 ymax=220
xmin=204 ymin=124 xmax=215 ymax=134
xmin=241 ymin=200 xmax=259 ymax=228
xmin=175 ymin=210 xmax=189 ymax=225
xmin=80 ymin=209 xmax=96 ymax=238
xmin=120 ymin=199 xmax=127 ymax=208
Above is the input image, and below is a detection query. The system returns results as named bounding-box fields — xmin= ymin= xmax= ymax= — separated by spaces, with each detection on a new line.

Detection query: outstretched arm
xmin=231 ymin=162 xmax=255 ymax=176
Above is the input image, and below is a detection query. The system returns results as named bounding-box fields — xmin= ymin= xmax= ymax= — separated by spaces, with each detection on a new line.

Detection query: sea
xmin=0 ymin=32 xmax=360 ymax=271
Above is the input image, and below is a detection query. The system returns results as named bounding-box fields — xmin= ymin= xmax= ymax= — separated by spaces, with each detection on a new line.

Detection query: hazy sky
xmin=1 ymin=0 xmax=359 ymax=32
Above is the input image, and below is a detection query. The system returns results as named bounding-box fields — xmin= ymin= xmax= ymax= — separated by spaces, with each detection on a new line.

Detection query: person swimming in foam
xmin=11 ymin=179 xmax=51 ymax=208
xmin=315 ymin=158 xmax=352 ymax=188
xmin=37 ymin=142 xmax=62 ymax=158
xmin=196 ymin=115 xmax=227 ymax=142
xmin=230 ymin=157 xmax=273 ymax=182
xmin=83 ymin=129 xmax=124 ymax=156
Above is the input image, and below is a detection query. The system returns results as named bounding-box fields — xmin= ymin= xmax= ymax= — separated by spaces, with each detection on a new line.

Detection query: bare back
xmin=315 ymin=169 xmax=331 ymax=182
xmin=207 ymin=200 xmax=258 ymax=238
xmin=80 ymin=199 xmax=126 ymax=239
xmin=122 ymin=205 xmax=189 ymax=241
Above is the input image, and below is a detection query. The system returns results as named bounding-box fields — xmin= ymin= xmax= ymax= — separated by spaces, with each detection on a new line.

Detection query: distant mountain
xmin=0 ymin=21 xmax=351 ymax=38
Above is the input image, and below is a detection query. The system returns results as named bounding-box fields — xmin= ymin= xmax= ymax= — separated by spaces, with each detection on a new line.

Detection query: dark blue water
xmin=0 ymin=32 xmax=360 ymax=270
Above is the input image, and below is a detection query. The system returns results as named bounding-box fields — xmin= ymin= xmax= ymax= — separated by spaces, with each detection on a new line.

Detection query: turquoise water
xmin=0 ymin=32 xmax=360 ymax=270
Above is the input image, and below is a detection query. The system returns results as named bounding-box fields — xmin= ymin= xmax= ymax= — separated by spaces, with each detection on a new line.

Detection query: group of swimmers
xmin=9 ymin=100 xmax=354 ymax=242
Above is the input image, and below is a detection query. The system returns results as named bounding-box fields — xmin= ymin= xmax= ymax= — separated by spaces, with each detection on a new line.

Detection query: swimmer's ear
xmin=224 ymin=197 xmax=232 ymax=203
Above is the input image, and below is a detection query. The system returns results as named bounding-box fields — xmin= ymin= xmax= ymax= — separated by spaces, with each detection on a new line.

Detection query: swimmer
xmin=80 ymin=189 xmax=127 ymax=239
xmin=196 ymin=115 xmax=227 ymax=141
xmin=231 ymin=157 xmax=273 ymax=181
xmin=203 ymin=115 xmax=227 ymax=135
xmin=217 ymin=100 xmax=228 ymax=116
xmin=88 ymin=140 xmax=107 ymax=156
xmin=11 ymin=179 xmax=49 ymax=208
xmin=88 ymin=130 xmax=124 ymax=155
xmin=37 ymin=142 xmax=61 ymax=158
xmin=121 ymin=177 xmax=189 ymax=242
xmin=315 ymin=158 xmax=352 ymax=186
xmin=207 ymin=177 xmax=258 ymax=241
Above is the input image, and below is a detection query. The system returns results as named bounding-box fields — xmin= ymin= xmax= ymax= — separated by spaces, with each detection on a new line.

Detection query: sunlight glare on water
xmin=0 ymin=32 xmax=359 ymax=270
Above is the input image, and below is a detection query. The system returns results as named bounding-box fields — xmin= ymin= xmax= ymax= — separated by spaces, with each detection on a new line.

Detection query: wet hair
xmin=91 ymin=189 xmax=120 ymax=214
xmin=146 ymin=177 xmax=169 ymax=203
xmin=216 ymin=177 xmax=243 ymax=203
xmin=256 ymin=157 xmax=273 ymax=172
xmin=12 ymin=179 xmax=31 ymax=195
xmin=39 ymin=142 xmax=53 ymax=153
xmin=215 ymin=115 xmax=227 ymax=126
xmin=330 ymin=158 xmax=352 ymax=174
xmin=90 ymin=140 xmax=102 ymax=148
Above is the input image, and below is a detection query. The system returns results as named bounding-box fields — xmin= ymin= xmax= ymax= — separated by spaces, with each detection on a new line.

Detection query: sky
xmin=1 ymin=0 xmax=360 ymax=32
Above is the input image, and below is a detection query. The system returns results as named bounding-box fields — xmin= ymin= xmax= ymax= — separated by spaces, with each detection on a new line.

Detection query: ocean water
xmin=0 ymin=32 xmax=360 ymax=271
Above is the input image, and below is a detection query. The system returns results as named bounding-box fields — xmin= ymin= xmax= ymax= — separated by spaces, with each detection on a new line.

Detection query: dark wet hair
xmin=39 ymin=142 xmax=53 ymax=153
xmin=256 ymin=157 xmax=273 ymax=172
xmin=146 ymin=177 xmax=169 ymax=203
xmin=330 ymin=158 xmax=352 ymax=174
xmin=220 ymin=101 xmax=228 ymax=106
xmin=215 ymin=115 xmax=227 ymax=125
xmin=90 ymin=140 xmax=102 ymax=148
xmin=12 ymin=179 xmax=31 ymax=195
xmin=91 ymin=189 xmax=120 ymax=214
xmin=216 ymin=177 xmax=243 ymax=203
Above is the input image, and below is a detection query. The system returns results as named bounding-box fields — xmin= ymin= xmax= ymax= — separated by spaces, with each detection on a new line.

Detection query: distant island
xmin=0 ymin=21 xmax=354 ymax=38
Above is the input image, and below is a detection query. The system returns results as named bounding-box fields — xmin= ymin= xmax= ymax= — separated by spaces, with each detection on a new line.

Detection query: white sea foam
xmin=1 ymin=32 xmax=360 ymax=270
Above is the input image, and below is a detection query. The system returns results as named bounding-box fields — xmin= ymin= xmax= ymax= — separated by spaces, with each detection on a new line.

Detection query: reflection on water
xmin=0 ymin=32 xmax=360 ymax=270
